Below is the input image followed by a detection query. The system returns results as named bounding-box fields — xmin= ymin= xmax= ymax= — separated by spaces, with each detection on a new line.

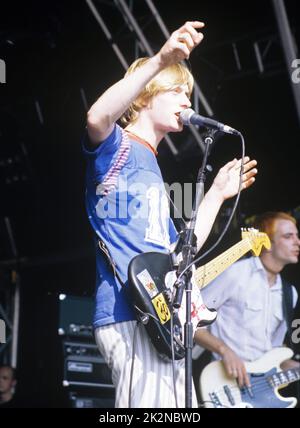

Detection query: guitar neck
xmin=194 ymin=238 xmax=252 ymax=289
xmin=269 ymin=368 xmax=300 ymax=388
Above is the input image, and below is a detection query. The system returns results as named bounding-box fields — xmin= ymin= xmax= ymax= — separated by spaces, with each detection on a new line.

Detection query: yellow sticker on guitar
xmin=152 ymin=293 xmax=171 ymax=325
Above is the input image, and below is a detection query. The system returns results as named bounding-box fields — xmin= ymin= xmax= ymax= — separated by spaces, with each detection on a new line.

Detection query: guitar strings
xmin=231 ymin=369 xmax=299 ymax=394
xmin=219 ymin=374 xmax=296 ymax=394
xmin=194 ymin=240 xmax=251 ymax=287
xmin=213 ymin=382 xmax=292 ymax=407
xmin=196 ymin=240 xmax=250 ymax=279
xmin=213 ymin=371 xmax=299 ymax=400
xmin=214 ymin=377 xmax=271 ymax=397
xmin=212 ymin=381 xmax=275 ymax=406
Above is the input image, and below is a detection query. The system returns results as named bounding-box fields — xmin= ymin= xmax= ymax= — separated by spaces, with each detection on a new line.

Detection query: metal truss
xmin=272 ymin=0 xmax=300 ymax=128
xmin=85 ymin=0 xmax=216 ymax=155
xmin=0 ymin=218 xmax=20 ymax=368
xmin=0 ymin=275 xmax=19 ymax=368
xmin=197 ymin=28 xmax=297 ymax=82
xmin=191 ymin=1 xmax=300 ymax=128
xmin=195 ymin=1 xmax=300 ymax=127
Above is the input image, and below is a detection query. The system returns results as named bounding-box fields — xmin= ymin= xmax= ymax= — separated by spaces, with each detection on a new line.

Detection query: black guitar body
xmin=128 ymin=252 xmax=185 ymax=360
xmin=127 ymin=231 xmax=270 ymax=361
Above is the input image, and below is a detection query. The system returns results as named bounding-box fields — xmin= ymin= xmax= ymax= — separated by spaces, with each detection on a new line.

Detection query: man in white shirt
xmin=195 ymin=211 xmax=300 ymax=388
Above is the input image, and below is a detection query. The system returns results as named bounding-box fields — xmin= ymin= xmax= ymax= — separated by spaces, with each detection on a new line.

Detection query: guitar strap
xmin=281 ymin=277 xmax=294 ymax=350
xmin=97 ymin=238 xmax=156 ymax=327
xmin=97 ymin=238 xmax=126 ymax=288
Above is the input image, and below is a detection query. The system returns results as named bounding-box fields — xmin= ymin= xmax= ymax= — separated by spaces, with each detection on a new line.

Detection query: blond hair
xmin=253 ymin=211 xmax=297 ymax=241
xmin=121 ymin=57 xmax=194 ymax=126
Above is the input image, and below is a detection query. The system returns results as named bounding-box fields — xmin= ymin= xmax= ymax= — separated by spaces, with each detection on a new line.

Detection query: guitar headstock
xmin=241 ymin=228 xmax=271 ymax=256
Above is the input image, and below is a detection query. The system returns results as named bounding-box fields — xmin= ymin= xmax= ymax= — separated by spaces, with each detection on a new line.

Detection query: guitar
xmin=128 ymin=229 xmax=271 ymax=360
xmin=200 ymin=347 xmax=300 ymax=408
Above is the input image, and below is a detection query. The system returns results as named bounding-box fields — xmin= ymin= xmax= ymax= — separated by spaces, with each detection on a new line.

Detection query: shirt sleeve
xmin=82 ymin=124 xmax=123 ymax=180
xmin=82 ymin=124 xmax=121 ymax=158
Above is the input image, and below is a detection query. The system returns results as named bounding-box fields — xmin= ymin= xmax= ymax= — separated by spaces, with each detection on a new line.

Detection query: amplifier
xmin=58 ymin=295 xmax=94 ymax=339
xmin=62 ymin=340 xmax=114 ymax=389
xmin=69 ymin=391 xmax=115 ymax=408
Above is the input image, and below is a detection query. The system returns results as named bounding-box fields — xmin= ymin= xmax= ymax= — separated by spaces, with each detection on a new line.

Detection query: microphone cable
xmin=169 ymin=131 xmax=245 ymax=285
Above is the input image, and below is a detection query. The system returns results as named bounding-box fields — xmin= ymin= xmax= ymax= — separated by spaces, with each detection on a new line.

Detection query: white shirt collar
xmin=251 ymin=256 xmax=282 ymax=291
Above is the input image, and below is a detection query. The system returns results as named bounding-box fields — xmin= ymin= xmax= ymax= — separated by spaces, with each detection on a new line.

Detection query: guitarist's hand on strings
xmin=220 ymin=346 xmax=251 ymax=388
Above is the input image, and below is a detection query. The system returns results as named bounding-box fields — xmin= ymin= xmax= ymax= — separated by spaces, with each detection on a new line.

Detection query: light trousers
xmin=95 ymin=320 xmax=198 ymax=408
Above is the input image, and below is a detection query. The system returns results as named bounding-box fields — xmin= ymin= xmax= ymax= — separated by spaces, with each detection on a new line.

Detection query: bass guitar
xmin=200 ymin=347 xmax=300 ymax=408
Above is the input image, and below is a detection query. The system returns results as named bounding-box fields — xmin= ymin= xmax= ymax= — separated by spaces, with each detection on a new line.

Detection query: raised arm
xmin=86 ymin=21 xmax=205 ymax=144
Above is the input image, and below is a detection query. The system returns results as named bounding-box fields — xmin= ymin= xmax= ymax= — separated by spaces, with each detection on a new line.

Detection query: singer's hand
xmin=156 ymin=21 xmax=205 ymax=68
xmin=212 ymin=157 xmax=258 ymax=202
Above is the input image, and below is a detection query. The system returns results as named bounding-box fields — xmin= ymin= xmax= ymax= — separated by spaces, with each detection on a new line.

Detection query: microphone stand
xmin=172 ymin=130 xmax=216 ymax=408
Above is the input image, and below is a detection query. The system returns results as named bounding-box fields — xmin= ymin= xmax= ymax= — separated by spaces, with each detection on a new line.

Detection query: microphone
xmin=180 ymin=108 xmax=239 ymax=136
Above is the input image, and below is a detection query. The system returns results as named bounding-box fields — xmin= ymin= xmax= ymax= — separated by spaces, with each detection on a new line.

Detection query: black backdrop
xmin=1 ymin=0 xmax=299 ymax=406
